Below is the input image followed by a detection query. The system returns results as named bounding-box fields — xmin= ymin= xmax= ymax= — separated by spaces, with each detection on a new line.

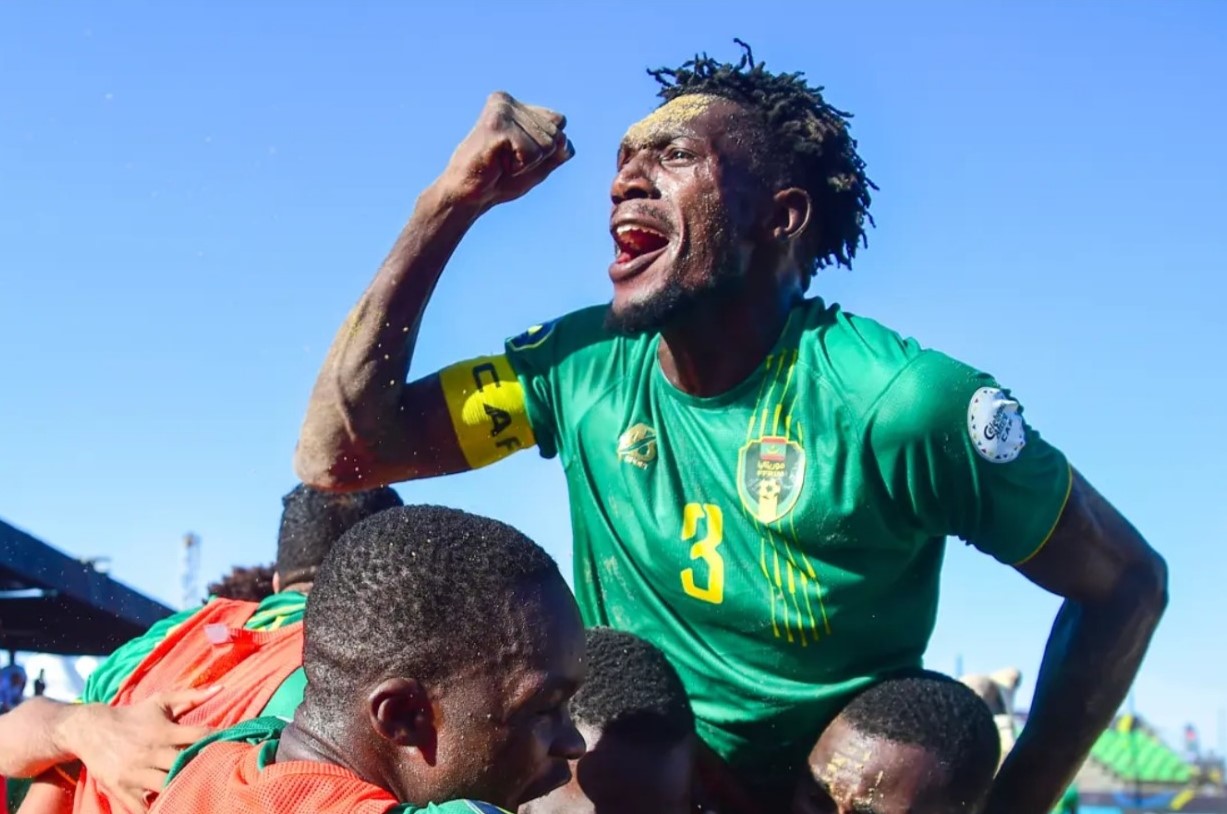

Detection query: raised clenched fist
xmin=439 ymin=91 xmax=573 ymax=211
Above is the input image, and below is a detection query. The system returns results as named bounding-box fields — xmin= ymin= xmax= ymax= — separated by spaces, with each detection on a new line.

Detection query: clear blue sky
xmin=2 ymin=1 xmax=1224 ymax=749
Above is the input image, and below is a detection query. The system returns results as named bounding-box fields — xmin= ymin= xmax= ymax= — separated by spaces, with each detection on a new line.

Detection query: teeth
xmin=615 ymin=224 xmax=665 ymax=238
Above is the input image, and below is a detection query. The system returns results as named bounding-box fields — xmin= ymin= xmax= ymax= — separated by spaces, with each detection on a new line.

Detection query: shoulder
xmin=165 ymin=717 xmax=288 ymax=784
xmin=797 ymin=303 xmax=996 ymax=439
xmin=797 ymin=302 xmax=926 ymax=412
xmin=80 ymin=604 xmax=203 ymax=703
xmin=504 ymin=305 xmax=650 ymax=369
xmin=505 ymin=305 xmax=608 ymax=354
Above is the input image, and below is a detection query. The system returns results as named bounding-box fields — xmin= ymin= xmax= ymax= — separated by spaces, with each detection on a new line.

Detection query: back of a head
xmin=207 ymin=563 xmax=277 ymax=602
xmin=522 ymin=628 xmax=695 ymax=814
xmin=839 ymin=670 xmax=1000 ymax=809
xmin=303 ymin=504 xmax=562 ymax=715
xmin=276 ymin=483 xmax=403 ymax=586
xmin=571 ymin=627 xmax=693 ymax=745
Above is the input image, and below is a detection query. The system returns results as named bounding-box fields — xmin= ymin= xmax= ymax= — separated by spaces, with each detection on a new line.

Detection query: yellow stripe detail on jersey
xmin=438 ymin=354 xmax=536 ymax=469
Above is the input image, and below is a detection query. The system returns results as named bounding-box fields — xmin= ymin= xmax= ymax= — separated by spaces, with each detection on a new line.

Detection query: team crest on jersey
xmin=507 ymin=319 xmax=558 ymax=352
xmin=617 ymin=423 xmax=657 ymax=469
xmin=737 ymin=435 xmax=806 ymax=524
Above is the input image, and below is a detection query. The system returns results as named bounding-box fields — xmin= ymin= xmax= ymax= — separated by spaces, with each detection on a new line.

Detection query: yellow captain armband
xmin=438 ymin=354 xmax=536 ymax=469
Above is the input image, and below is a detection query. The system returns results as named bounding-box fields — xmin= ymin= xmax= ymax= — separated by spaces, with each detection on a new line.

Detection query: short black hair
xmin=839 ymin=670 xmax=1000 ymax=807
xmin=648 ymin=40 xmax=876 ymax=286
xmin=303 ymin=505 xmax=562 ymax=721
xmin=276 ymin=483 xmax=403 ymax=586
xmin=570 ymin=627 xmax=693 ymax=746
xmin=207 ymin=563 xmax=276 ymax=603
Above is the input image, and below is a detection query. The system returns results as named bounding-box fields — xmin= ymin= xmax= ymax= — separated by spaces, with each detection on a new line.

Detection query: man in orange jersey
xmin=149 ymin=505 xmax=586 ymax=814
xmin=0 ymin=484 xmax=401 ymax=813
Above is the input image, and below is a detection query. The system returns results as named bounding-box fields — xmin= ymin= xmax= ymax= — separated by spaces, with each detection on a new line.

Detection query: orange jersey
xmin=73 ymin=598 xmax=304 ymax=814
xmin=150 ymin=740 xmax=397 ymax=814
xmin=151 ymin=717 xmax=508 ymax=814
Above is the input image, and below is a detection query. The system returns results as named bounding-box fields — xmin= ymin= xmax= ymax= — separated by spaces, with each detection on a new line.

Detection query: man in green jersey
xmin=149 ymin=505 xmax=586 ymax=814
xmin=0 ymin=484 xmax=400 ymax=812
xmin=293 ymin=42 xmax=1168 ymax=812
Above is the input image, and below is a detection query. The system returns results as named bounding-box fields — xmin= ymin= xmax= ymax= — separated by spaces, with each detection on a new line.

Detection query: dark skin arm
xmin=292 ymin=91 xmax=572 ymax=491
xmin=985 ymin=468 xmax=1168 ymax=814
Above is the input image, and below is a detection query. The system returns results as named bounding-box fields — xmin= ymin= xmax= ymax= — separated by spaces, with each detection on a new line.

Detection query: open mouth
xmin=612 ymin=223 xmax=669 ymax=266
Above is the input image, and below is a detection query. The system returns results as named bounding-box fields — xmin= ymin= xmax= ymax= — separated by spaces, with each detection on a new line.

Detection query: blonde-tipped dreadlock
xmin=648 ymin=40 xmax=876 ymax=283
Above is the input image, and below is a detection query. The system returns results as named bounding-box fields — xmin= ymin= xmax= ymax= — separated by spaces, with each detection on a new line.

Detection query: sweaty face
xmin=430 ymin=577 xmax=588 ymax=810
xmin=792 ymin=718 xmax=967 ymax=814
xmin=607 ymin=94 xmax=771 ymax=335
xmin=519 ymin=723 xmax=694 ymax=814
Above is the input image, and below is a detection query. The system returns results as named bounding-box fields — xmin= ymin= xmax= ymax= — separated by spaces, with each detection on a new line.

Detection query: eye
xmin=662 ymin=147 xmax=696 ymax=164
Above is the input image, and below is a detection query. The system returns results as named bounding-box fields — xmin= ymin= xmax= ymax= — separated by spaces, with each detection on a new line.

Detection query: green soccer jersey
xmin=81 ymin=592 xmax=308 ymax=719
xmin=166 ymin=717 xmax=508 ymax=814
xmin=505 ymin=298 xmax=1071 ymax=781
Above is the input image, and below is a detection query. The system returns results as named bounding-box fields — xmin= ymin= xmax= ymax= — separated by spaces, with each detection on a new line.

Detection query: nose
xmin=553 ymin=710 xmax=587 ymax=761
xmin=610 ymin=150 xmax=657 ymax=205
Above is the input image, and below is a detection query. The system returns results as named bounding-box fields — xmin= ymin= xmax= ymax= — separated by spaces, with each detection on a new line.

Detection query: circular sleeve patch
xmin=967 ymin=387 xmax=1027 ymax=463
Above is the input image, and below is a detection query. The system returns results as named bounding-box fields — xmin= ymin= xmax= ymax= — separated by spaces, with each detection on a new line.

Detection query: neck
xmin=658 ymin=283 xmax=799 ymax=397
xmin=277 ymin=711 xmax=408 ymax=799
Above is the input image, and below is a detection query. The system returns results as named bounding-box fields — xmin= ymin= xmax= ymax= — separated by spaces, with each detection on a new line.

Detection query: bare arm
xmin=0 ymin=698 xmax=80 ymax=778
xmin=294 ymin=91 xmax=573 ymax=491
xmin=0 ymin=689 xmax=216 ymax=813
xmin=985 ymin=468 xmax=1168 ymax=814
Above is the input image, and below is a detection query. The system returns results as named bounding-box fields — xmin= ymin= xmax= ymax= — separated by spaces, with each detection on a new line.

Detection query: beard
xmin=604 ymin=217 xmax=745 ymax=337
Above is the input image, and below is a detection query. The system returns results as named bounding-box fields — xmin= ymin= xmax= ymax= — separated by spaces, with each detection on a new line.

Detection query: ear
xmin=368 ymin=678 xmax=437 ymax=761
xmin=768 ymin=187 xmax=812 ymax=246
xmin=271 ymin=572 xmax=281 ymax=594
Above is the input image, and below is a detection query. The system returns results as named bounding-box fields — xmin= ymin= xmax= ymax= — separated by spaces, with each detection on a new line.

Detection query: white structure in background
xmin=960 ymin=667 xmax=1023 ymax=768
xmin=180 ymin=532 xmax=201 ymax=611
xmin=13 ymin=653 xmax=97 ymax=702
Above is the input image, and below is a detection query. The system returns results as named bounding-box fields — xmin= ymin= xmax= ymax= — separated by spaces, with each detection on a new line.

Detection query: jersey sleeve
xmin=866 ymin=350 xmax=1073 ymax=565
xmin=501 ymin=319 xmax=565 ymax=459
xmin=79 ymin=606 xmax=200 ymax=704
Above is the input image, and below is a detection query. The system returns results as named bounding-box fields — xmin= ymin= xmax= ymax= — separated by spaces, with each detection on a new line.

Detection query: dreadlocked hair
xmin=648 ymin=39 xmax=875 ymax=285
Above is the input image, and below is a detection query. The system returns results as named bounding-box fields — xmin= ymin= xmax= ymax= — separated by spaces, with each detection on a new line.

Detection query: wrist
xmin=48 ymin=701 xmax=86 ymax=761
xmin=422 ymin=177 xmax=487 ymax=222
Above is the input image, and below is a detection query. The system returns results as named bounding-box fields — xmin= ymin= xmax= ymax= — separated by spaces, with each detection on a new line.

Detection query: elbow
xmin=1124 ymin=547 xmax=1169 ymax=622
xmin=292 ymin=437 xmax=375 ymax=493
xmin=292 ymin=443 xmax=339 ymax=491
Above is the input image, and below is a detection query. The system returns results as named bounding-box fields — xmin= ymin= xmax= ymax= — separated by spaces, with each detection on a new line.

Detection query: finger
xmin=157 ymin=685 xmax=223 ymax=718
xmin=525 ymin=105 xmax=566 ymax=132
xmin=162 ymin=723 xmax=215 ymax=747
xmin=151 ymin=746 xmax=187 ymax=772
xmin=133 ymin=767 xmax=170 ymax=796
xmin=506 ymin=126 xmax=558 ymax=179
xmin=515 ymin=113 xmax=557 ymax=153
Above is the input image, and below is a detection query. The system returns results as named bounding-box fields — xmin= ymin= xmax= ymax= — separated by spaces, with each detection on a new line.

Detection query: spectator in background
xmin=207 ymin=563 xmax=277 ymax=603
xmin=0 ymin=667 xmax=26 ymax=714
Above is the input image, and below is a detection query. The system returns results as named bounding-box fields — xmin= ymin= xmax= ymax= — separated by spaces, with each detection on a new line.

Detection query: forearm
xmin=988 ymin=564 xmax=1166 ymax=812
xmin=0 ymin=699 xmax=83 ymax=778
xmin=294 ymin=182 xmax=481 ymax=488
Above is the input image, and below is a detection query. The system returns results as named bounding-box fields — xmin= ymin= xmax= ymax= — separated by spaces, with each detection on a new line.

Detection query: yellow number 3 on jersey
xmin=681 ymin=503 xmax=725 ymax=604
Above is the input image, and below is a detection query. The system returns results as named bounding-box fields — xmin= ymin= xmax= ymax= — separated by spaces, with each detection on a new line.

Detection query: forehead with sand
xmin=622 ymin=93 xmax=725 ymax=147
